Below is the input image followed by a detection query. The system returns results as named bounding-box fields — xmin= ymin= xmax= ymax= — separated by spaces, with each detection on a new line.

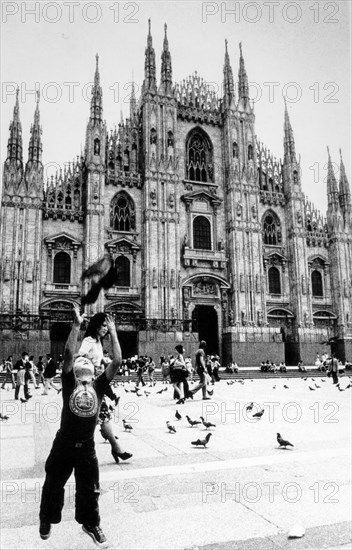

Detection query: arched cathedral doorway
xmin=192 ymin=305 xmax=219 ymax=355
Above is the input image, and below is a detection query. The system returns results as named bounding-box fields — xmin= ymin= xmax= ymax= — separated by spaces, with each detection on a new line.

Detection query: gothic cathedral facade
xmin=1 ymin=23 xmax=351 ymax=364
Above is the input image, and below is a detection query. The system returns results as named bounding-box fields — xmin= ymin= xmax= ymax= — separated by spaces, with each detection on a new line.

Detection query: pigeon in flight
xmin=191 ymin=433 xmax=212 ymax=448
xmin=252 ymin=409 xmax=265 ymax=419
xmin=200 ymin=416 xmax=216 ymax=429
xmin=166 ymin=421 xmax=176 ymax=433
xmin=277 ymin=433 xmax=294 ymax=449
xmin=81 ymin=252 xmax=119 ymax=305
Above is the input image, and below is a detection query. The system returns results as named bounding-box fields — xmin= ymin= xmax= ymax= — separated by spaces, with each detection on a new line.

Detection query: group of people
xmin=260 ymin=360 xmax=287 ymax=373
xmin=1 ymin=352 xmax=62 ymax=401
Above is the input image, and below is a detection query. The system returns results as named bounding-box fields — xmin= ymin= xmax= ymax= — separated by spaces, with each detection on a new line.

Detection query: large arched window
xmin=186 ymin=130 xmax=213 ymax=183
xmin=193 ymin=216 xmax=211 ymax=250
xmin=115 ymin=256 xmax=130 ymax=287
xmin=110 ymin=192 xmax=135 ymax=232
xmin=268 ymin=266 xmax=281 ymax=294
xmin=263 ymin=212 xmax=280 ymax=245
xmin=53 ymin=252 xmax=70 ymax=284
xmin=312 ymin=270 xmax=323 ymax=297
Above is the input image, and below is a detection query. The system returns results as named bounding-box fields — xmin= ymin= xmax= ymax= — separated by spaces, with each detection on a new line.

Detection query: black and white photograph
xmin=0 ymin=1 xmax=351 ymax=549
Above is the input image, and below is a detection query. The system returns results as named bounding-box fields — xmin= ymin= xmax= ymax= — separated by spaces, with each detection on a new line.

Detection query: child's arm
xmin=63 ymin=305 xmax=87 ymax=374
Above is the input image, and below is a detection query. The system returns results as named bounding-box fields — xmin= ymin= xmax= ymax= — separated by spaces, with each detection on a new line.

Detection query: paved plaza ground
xmin=1 ymin=373 xmax=351 ymax=550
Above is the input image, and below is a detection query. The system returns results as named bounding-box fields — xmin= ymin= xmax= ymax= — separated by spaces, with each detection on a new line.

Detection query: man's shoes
xmin=39 ymin=521 xmax=51 ymax=540
xmin=202 ymin=397 xmax=211 ymax=400
xmin=82 ymin=525 xmax=108 ymax=548
xmin=26 ymin=395 xmax=32 ymax=399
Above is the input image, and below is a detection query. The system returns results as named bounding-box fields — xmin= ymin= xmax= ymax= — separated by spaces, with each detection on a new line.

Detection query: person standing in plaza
xmin=329 ymin=353 xmax=339 ymax=385
xmin=36 ymin=356 xmax=45 ymax=387
xmin=190 ymin=341 xmax=211 ymax=400
xmin=42 ymin=353 xmax=61 ymax=395
xmin=39 ymin=305 xmax=122 ymax=547
xmin=1 ymin=356 xmax=15 ymax=390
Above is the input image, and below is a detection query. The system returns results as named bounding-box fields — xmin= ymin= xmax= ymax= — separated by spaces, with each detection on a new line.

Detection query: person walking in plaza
xmin=42 ymin=354 xmax=61 ymax=395
xmin=329 ymin=352 xmax=339 ymax=385
xmin=27 ymin=355 xmax=40 ymax=389
xmin=190 ymin=341 xmax=211 ymax=400
xmin=39 ymin=305 xmax=122 ymax=547
xmin=36 ymin=356 xmax=45 ymax=387
xmin=14 ymin=363 xmax=27 ymax=401
xmin=14 ymin=352 xmax=33 ymax=400
xmin=1 ymin=356 xmax=15 ymax=390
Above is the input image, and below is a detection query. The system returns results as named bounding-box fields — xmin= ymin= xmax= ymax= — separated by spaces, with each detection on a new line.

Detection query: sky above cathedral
xmin=1 ymin=0 xmax=351 ymax=215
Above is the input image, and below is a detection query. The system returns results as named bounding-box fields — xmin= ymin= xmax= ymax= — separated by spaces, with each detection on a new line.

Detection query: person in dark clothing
xmin=14 ymin=352 xmax=32 ymax=400
xmin=42 ymin=354 xmax=61 ymax=395
xmin=39 ymin=306 xmax=122 ymax=548
xmin=190 ymin=341 xmax=211 ymax=400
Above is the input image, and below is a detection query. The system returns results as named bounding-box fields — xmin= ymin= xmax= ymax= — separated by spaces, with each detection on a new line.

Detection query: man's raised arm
xmin=104 ymin=315 xmax=122 ymax=382
xmin=63 ymin=306 xmax=86 ymax=373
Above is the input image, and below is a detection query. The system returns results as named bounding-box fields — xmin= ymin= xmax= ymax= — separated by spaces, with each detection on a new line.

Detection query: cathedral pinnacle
xmin=6 ymin=88 xmax=23 ymax=163
xmin=130 ymin=74 xmax=137 ymax=119
xmin=283 ymin=100 xmax=297 ymax=164
xmin=223 ymin=39 xmax=235 ymax=108
xmin=143 ymin=19 xmax=157 ymax=93
xmin=27 ymin=90 xmax=42 ymax=163
xmin=338 ymin=148 xmax=351 ymax=217
xmin=90 ymin=54 xmax=103 ymax=124
xmin=160 ymin=22 xmax=173 ymax=95
xmin=238 ymin=42 xmax=249 ymax=105
xmin=326 ymin=146 xmax=340 ymax=208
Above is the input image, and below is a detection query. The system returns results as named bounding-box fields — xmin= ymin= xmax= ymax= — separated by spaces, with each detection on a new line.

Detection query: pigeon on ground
xmin=277 ymin=433 xmax=294 ymax=449
xmin=315 ymin=383 xmax=321 ymax=389
xmin=156 ymin=389 xmax=164 ymax=394
xmin=207 ymin=389 xmax=214 ymax=396
xmin=273 ymin=385 xmax=276 ymax=389
xmin=81 ymin=252 xmax=119 ymax=305
xmin=175 ymin=410 xmax=182 ymax=421
xmin=311 ymin=378 xmax=315 ymax=381
xmin=166 ymin=421 xmax=176 ymax=433
xmin=0 ymin=413 xmax=9 ymax=421
xmin=130 ymin=387 xmax=140 ymax=394
xmin=303 ymin=377 xmax=308 ymax=381
xmin=144 ymin=391 xmax=151 ymax=397
xmin=321 ymin=379 xmax=326 ymax=382
xmin=252 ymin=409 xmax=265 ymax=419
xmin=309 ymin=386 xmax=315 ymax=391
xmin=283 ymin=385 xmax=289 ymax=389
xmin=246 ymin=402 xmax=254 ymax=411
xmin=191 ymin=433 xmax=212 ymax=448
xmin=186 ymin=415 xmax=201 ymax=427
xmin=124 ymin=388 xmax=130 ymax=393
xmin=122 ymin=419 xmax=133 ymax=432
xmin=200 ymin=416 xmax=216 ymax=429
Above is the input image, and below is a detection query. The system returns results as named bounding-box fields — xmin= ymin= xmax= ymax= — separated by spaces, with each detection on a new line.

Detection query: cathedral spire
xmin=338 ymin=148 xmax=351 ymax=217
xmin=143 ymin=19 xmax=157 ymax=93
xmin=160 ymin=23 xmax=173 ymax=95
xmin=223 ymin=39 xmax=235 ymax=108
xmin=7 ymin=87 xmax=23 ymax=162
xmin=27 ymin=91 xmax=42 ymax=163
xmin=326 ymin=146 xmax=340 ymax=209
xmin=238 ymin=42 xmax=249 ymax=105
xmin=90 ymin=53 xmax=103 ymax=124
xmin=130 ymin=73 xmax=137 ymax=119
xmin=283 ymin=100 xmax=297 ymax=163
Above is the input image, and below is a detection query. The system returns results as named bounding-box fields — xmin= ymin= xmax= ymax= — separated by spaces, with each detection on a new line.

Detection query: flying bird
xmin=191 ymin=433 xmax=212 ymax=448
xmin=122 ymin=419 xmax=133 ymax=432
xmin=252 ymin=409 xmax=265 ymax=419
xmin=175 ymin=409 xmax=182 ymax=421
xmin=277 ymin=433 xmax=294 ymax=449
xmin=186 ymin=415 xmax=201 ymax=427
xmin=246 ymin=402 xmax=254 ymax=411
xmin=166 ymin=421 xmax=176 ymax=433
xmin=81 ymin=252 xmax=119 ymax=305
xmin=200 ymin=416 xmax=216 ymax=429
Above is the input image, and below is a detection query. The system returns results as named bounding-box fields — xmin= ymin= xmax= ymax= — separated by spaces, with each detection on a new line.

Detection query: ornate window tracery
xmin=53 ymin=252 xmax=70 ymax=284
xmin=268 ymin=266 xmax=281 ymax=294
xmin=263 ymin=212 xmax=281 ymax=245
xmin=193 ymin=215 xmax=211 ymax=250
xmin=110 ymin=192 xmax=135 ymax=232
xmin=186 ymin=130 xmax=213 ymax=183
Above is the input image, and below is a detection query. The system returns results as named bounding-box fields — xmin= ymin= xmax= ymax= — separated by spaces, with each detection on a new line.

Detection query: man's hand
xmin=73 ymin=305 xmax=87 ymax=326
xmin=106 ymin=314 xmax=116 ymax=334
